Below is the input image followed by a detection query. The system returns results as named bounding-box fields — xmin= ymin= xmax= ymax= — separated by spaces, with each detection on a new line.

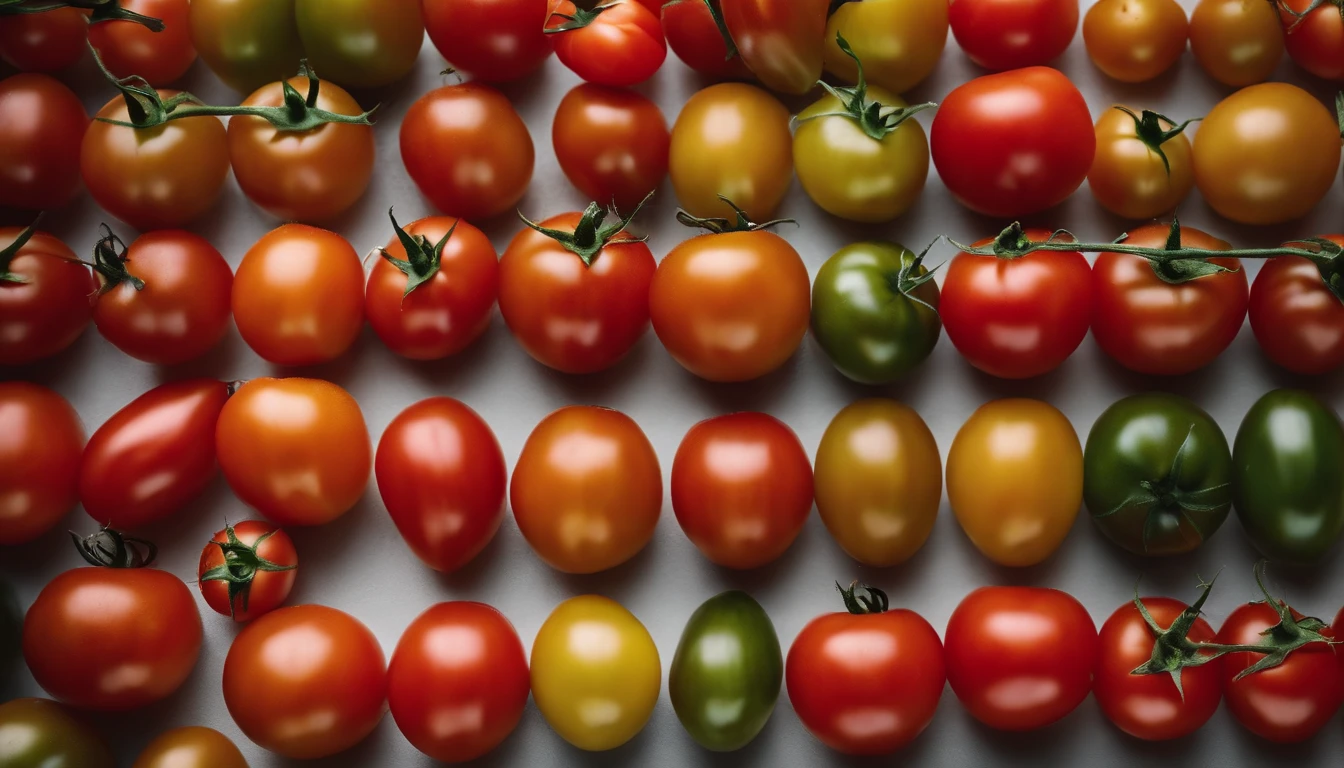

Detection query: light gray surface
xmin=3 ymin=1 xmax=1344 ymax=765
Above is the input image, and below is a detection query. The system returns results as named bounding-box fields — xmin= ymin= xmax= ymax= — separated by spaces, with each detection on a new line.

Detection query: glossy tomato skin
xmin=788 ymin=603 xmax=945 ymax=754
xmin=0 ymin=383 xmax=83 ymax=546
xmin=0 ymin=74 xmax=87 ymax=211
xmin=1281 ymin=0 xmax=1344 ymax=81
xmin=402 ymin=83 xmax=534 ymax=221
xmin=216 ymin=378 xmax=371 ymax=526
xmin=197 ymin=520 xmax=298 ymax=621
xmin=389 ymin=602 xmax=530 ymax=762
xmin=512 ymin=406 xmax=661 ymax=573
xmin=948 ymin=399 xmax=1083 ymax=567
xmin=1095 ymin=598 xmax=1222 ymax=741
xmin=0 ymin=698 xmax=114 ymax=768
xmin=949 ymin=0 xmax=1079 ymax=71
xmin=1084 ymin=0 xmax=1188 ymax=82
xmin=1190 ymin=0 xmax=1284 ymax=86
xmin=671 ymin=591 xmax=782 ymax=752
xmin=932 ymin=68 xmax=1095 ymax=218
xmin=946 ymin=587 xmax=1098 ymax=731
xmin=662 ymin=0 xmax=751 ymax=79
xmin=232 ymin=224 xmax=365 ymax=366
xmin=424 ymin=0 xmax=554 ymax=81
xmin=294 ymin=0 xmax=423 ymax=88
xmin=92 ymin=231 xmax=233 ymax=365
xmin=376 ymin=398 xmax=507 ymax=573
xmin=88 ymin=0 xmax=196 ymax=86
xmin=825 ymin=0 xmax=947 ymax=94
xmin=223 ymin=605 xmax=387 ymax=759
xmin=1233 ymin=390 xmax=1344 ymax=565
xmin=1088 ymin=107 xmax=1195 ymax=220
xmin=0 ymin=8 xmax=86 ymax=72
xmin=720 ymin=0 xmax=828 ymax=94
xmin=531 ymin=596 xmax=661 ymax=751
xmin=553 ymin=84 xmax=669 ymax=212
xmin=0 ymin=228 xmax=96 ymax=367
xmin=672 ymin=412 xmax=813 ymax=569
xmin=189 ymin=0 xmax=303 ymax=93
xmin=549 ymin=0 xmax=666 ymax=87
xmin=1249 ymin=236 xmax=1344 ymax=375
xmin=941 ymin=233 xmax=1092 ymax=380
xmin=80 ymin=379 xmax=230 ymax=530
xmin=132 ymin=727 xmax=247 ymax=768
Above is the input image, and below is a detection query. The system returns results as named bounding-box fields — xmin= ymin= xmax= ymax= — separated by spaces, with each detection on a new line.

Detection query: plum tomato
xmin=0 ymin=382 xmax=83 ymax=546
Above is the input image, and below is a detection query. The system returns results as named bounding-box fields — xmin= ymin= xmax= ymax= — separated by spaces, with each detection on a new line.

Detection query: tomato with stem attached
xmin=197 ymin=521 xmax=298 ymax=622
xmin=825 ymin=0 xmax=947 ymax=94
xmin=1280 ymin=0 xmax=1344 ymax=82
xmin=0 ymin=226 xmax=97 ymax=367
xmin=0 ymin=382 xmax=83 ymax=546
xmin=0 ymin=698 xmax=113 ymax=768
xmin=424 ymin=0 xmax=554 ymax=82
xmin=294 ymin=0 xmax=424 ymax=89
xmin=546 ymin=0 xmax=666 ymax=87
xmin=1249 ymin=235 xmax=1344 ymax=375
xmin=189 ymin=0 xmax=304 ymax=93
xmin=88 ymin=0 xmax=196 ymax=86
xmin=1088 ymin=107 xmax=1196 ymax=220
xmin=1084 ymin=0 xmax=1189 ymax=83
xmin=132 ymin=727 xmax=248 ymax=768
xmin=720 ymin=0 xmax=828 ymax=94
xmin=662 ymin=0 xmax=750 ymax=79
xmin=949 ymin=0 xmax=1079 ymax=71
xmin=1190 ymin=0 xmax=1284 ymax=86
xmin=0 ymin=74 xmax=88 ymax=212
xmin=0 ymin=8 xmax=87 ymax=72
xmin=553 ymin=84 xmax=669 ymax=213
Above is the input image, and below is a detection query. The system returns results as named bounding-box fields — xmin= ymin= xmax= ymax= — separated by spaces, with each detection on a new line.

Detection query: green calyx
xmin=661 ymin=1 xmax=739 ymax=59
xmin=675 ymin=196 xmax=796 ymax=235
xmin=1217 ymin=562 xmax=1338 ymax=680
xmin=0 ymin=0 xmax=164 ymax=28
xmin=545 ymin=2 xmax=616 ymax=33
xmin=70 ymin=529 xmax=157 ymax=569
xmin=1281 ymin=0 xmax=1343 ymax=32
xmin=890 ymin=241 xmax=942 ymax=313
xmin=0 ymin=219 xmax=40 ymax=285
xmin=1115 ymin=106 xmax=1199 ymax=177
xmin=798 ymin=34 xmax=935 ymax=142
xmin=520 ymin=191 xmax=653 ymax=267
xmin=837 ymin=581 xmax=889 ymax=615
xmin=90 ymin=224 xmax=144 ymax=294
xmin=379 ymin=208 xmax=455 ymax=299
xmin=1129 ymin=577 xmax=1221 ymax=699
xmin=199 ymin=523 xmax=295 ymax=619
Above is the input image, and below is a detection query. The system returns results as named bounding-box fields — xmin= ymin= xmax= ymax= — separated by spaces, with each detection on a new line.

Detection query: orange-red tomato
xmin=0 ymin=8 xmax=86 ymax=72
xmin=720 ymin=0 xmax=829 ymax=93
xmin=662 ymin=0 xmax=751 ymax=79
xmin=87 ymin=0 xmax=197 ymax=86
xmin=1083 ymin=0 xmax=1189 ymax=83
xmin=949 ymin=0 xmax=1079 ymax=71
xmin=553 ymin=84 xmax=669 ymax=212
xmin=1281 ymin=0 xmax=1344 ymax=81
xmin=423 ymin=0 xmax=555 ymax=82
xmin=0 ymin=227 xmax=96 ymax=367
xmin=0 ymin=73 xmax=88 ymax=211
xmin=1250 ymin=236 xmax=1344 ymax=375
xmin=547 ymin=0 xmax=667 ymax=87
xmin=197 ymin=520 xmax=298 ymax=622
xmin=0 ymin=382 xmax=83 ymax=546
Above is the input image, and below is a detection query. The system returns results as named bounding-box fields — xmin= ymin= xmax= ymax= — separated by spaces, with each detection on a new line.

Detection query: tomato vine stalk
xmin=0 ymin=0 xmax=163 ymax=29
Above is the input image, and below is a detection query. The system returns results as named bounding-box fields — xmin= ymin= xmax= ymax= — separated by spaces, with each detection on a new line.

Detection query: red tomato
xmin=24 ymin=531 xmax=202 ymax=711
xmin=547 ymin=0 xmax=667 ymax=87
xmin=223 ymin=605 xmax=386 ymax=759
xmin=0 ymin=74 xmax=87 ymax=211
xmin=1249 ymin=236 xmax=1344 ymax=375
xmin=389 ymin=602 xmax=530 ymax=762
xmin=720 ymin=0 xmax=828 ymax=93
xmin=672 ymin=412 xmax=813 ymax=570
xmin=1281 ymin=0 xmax=1344 ymax=81
xmin=787 ymin=586 xmax=944 ymax=755
xmin=232 ymin=224 xmax=365 ymax=366
xmin=401 ymin=83 xmax=535 ymax=221
xmin=91 ymin=230 xmax=233 ymax=365
xmin=1091 ymin=223 xmax=1246 ymax=376
xmin=949 ymin=0 xmax=1080 ymax=71
xmin=945 ymin=586 xmax=1098 ymax=731
xmin=216 ymin=378 xmax=371 ymax=527
xmin=80 ymin=379 xmax=230 ymax=530
xmin=0 ymin=227 xmax=97 ymax=367
xmin=0 ymin=8 xmax=86 ymax=72
xmin=0 ymin=382 xmax=83 ymax=546
xmin=941 ymin=230 xmax=1092 ymax=379
xmin=553 ymin=84 xmax=670 ymax=212
xmin=197 ymin=520 xmax=298 ymax=622
xmin=423 ymin=0 xmax=554 ymax=81
xmin=376 ymin=398 xmax=507 ymax=573
xmin=511 ymin=406 xmax=662 ymax=573
xmin=931 ymin=67 xmax=1096 ymax=218
xmin=366 ymin=215 xmax=500 ymax=361
xmin=1094 ymin=597 xmax=1222 ymax=741
xmin=662 ymin=0 xmax=751 ymax=79
xmin=87 ymin=0 xmax=197 ymax=85
xmin=499 ymin=208 xmax=656 ymax=374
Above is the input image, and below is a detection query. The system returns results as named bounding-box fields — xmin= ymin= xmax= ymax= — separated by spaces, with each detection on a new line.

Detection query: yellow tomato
xmin=947 ymin=399 xmax=1083 ymax=567
xmin=1087 ymin=106 xmax=1195 ymax=220
xmin=1189 ymin=0 xmax=1284 ymax=87
xmin=824 ymin=0 xmax=948 ymax=94
xmin=132 ymin=727 xmax=248 ymax=768
xmin=531 ymin=596 xmax=661 ymax=752
xmin=814 ymin=400 xmax=942 ymax=567
xmin=1083 ymin=0 xmax=1190 ymax=83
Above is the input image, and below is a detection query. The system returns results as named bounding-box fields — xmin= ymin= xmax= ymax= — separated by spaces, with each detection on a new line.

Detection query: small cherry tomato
xmin=0 ymin=8 xmax=86 ymax=72
xmin=1084 ymin=0 xmax=1189 ymax=82
xmin=0 ymin=698 xmax=113 ymax=768
xmin=720 ymin=0 xmax=829 ymax=94
xmin=294 ymin=0 xmax=424 ymax=89
xmin=553 ymin=84 xmax=670 ymax=212
xmin=1250 ymin=236 xmax=1344 ymax=375
xmin=662 ymin=0 xmax=751 ymax=79
xmin=424 ymin=0 xmax=555 ymax=81
xmin=197 ymin=520 xmax=298 ymax=622
xmin=547 ymin=0 xmax=666 ymax=86
xmin=1190 ymin=0 xmax=1284 ymax=86
xmin=0 ymin=382 xmax=83 ymax=546
xmin=824 ymin=0 xmax=948 ymax=94
xmin=88 ymin=0 xmax=196 ymax=86
xmin=0 ymin=226 xmax=97 ymax=367
xmin=1281 ymin=0 xmax=1344 ymax=82
xmin=949 ymin=0 xmax=1079 ymax=71
xmin=0 ymin=73 xmax=88 ymax=211
xmin=1088 ymin=106 xmax=1196 ymax=220
xmin=132 ymin=727 xmax=248 ymax=768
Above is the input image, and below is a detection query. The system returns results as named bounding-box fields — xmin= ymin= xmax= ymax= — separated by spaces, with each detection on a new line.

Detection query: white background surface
xmin=3 ymin=1 xmax=1344 ymax=765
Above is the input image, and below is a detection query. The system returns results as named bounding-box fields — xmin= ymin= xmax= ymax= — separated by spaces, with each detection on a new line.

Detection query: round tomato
xmin=531 ymin=595 xmax=660 ymax=751
xmin=80 ymin=379 xmax=229 ymax=530
xmin=0 ymin=227 xmax=96 ymax=366
xmin=1193 ymin=83 xmax=1340 ymax=225
xmin=0 ymin=8 xmax=86 ymax=72
xmin=1281 ymin=0 xmax=1344 ymax=81
xmin=1084 ymin=0 xmax=1189 ymax=82
xmin=24 ymin=530 xmax=202 ymax=711
xmin=232 ymin=224 xmax=364 ymax=366
xmin=1190 ymin=0 xmax=1284 ymax=86
xmin=189 ymin=0 xmax=304 ymax=93
xmin=197 ymin=520 xmax=298 ymax=622
xmin=947 ymin=399 xmax=1082 ymax=567
xmin=1250 ymin=236 xmax=1344 ymax=375
xmin=946 ymin=586 xmax=1097 ymax=731
xmin=672 ymin=412 xmax=813 ymax=569
xmin=424 ymin=0 xmax=554 ymax=81
xmin=788 ymin=584 xmax=944 ymax=754
xmin=931 ymin=67 xmax=1096 ymax=218
xmin=1088 ymin=106 xmax=1195 ymax=220
xmin=0 ymin=74 xmax=87 ymax=211
xmin=669 ymin=83 xmax=793 ymax=222
xmin=941 ymin=231 xmax=1092 ymax=380
xmin=0 ymin=698 xmax=113 ymax=768
xmin=132 ymin=727 xmax=247 ymax=768
xmin=216 ymin=377 xmax=371 ymax=526
xmin=389 ymin=602 xmax=529 ymax=762
xmin=401 ymin=83 xmax=534 ymax=221
xmin=814 ymin=400 xmax=941 ymax=567
xmin=223 ymin=605 xmax=386 ymax=759
xmin=1091 ymin=223 xmax=1246 ymax=376
xmin=512 ymin=406 xmax=661 ymax=573
xmin=720 ymin=0 xmax=828 ymax=94
xmin=825 ymin=0 xmax=948 ymax=94
xmin=81 ymin=94 xmax=230 ymax=231
xmin=88 ymin=0 xmax=196 ymax=86
xmin=376 ymin=398 xmax=506 ymax=573
xmin=547 ymin=0 xmax=666 ymax=86
xmin=294 ymin=0 xmax=423 ymax=88
xmin=0 ymin=382 xmax=82 ymax=546
xmin=553 ymin=84 xmax=669 ymax=212
xmin=949 ymin=0 xmax=1078 ymax=71
xmin=662 ymin=0 xmax=750 ymax=79
xmin=90 ymin=229 xmax=233 ymax=365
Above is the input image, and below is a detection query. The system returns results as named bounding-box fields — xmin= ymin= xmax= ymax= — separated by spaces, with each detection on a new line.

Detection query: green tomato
xmin=669 ymin=591 xmax=782 ymax=752
xmin=189 ymin=0 xmax=305 ymax=93
xmin=811 ymin=242 xmax=941 ymax=385
xmin=295 ymin=0 xmax=425 ymax=89
xmin=1233 ymin=389 xmax=1344 ymax=565
xmin=1084 ymin=393 xmax=1233 ymax=556
xmin=0 ymin=699 xmax=114 ymax=768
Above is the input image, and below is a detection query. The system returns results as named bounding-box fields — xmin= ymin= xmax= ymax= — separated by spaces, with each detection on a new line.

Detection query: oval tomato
xmin=1250 ymin=236 xmax=1344 ymax=375
xmin=825 ymin=0 xmax=948 ymax=94
xmin=0 ymin=227 xmax=96 ymax=367
xmin=0 ymin=74 xmax=87 ymax=211
xmin=424 ymin=0 xmax=554 ymax=81
xmin=553 ymin=84 xmax=669 ymax=212
xmin=1190 ymin=0 xmax=1284 ymax=86
xmin=662 ymin=0 xmax=750 ymax=79
xmin=197 ymin=520 xmax=298 ymax=622
xmin=1083 ymin=0 xmax=1188 ymax=82
xmin=547 ymin=0 xmax=666 ymax=86
xmin=0 ymin=8 xmax=86 ymax=72
xmin=294 ymin=0 xmax=423 ymax=88
xmin=949 ymin=0 xmax=1079 ymax=71
xmin=720 ymin=0 xmax=828 ymax=94
xmin=189 ymin=0 xmax=304 ymax=93
xmin=88 ymin=0 xmax=196 ymax=86
xmin=0 ymin=382 xmax=83 ymax=546
xmin=132 ymin=727 xmax=247 ymax=768
xmin=1088 ymin=106 xmax=1195 ymax=220
xmin=1281 ymin=0 xmax=1344 ymax=81
xmin=0 ymin=698 xmax=113 ymax=768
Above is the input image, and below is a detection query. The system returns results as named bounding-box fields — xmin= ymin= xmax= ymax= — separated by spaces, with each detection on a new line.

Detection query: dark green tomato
xmin=189 ymin=0 xmax=305 ymax=93
xmin=0 ymin=580 xmax=18 ymax=681
xmin=811 ymin=242 xmax=941 ymax=385
xmin=669 ymin=591 xmax=782 ymax=752
xmin=1084 ymin=393 xmax=1233 ymax=556
xmin=295 ymin=0 xmax=424 ymax=89
xmin=0 ymin=699 xmax=114 ymax=768
xmin=1233 ymin=389 xmax=1344 ymax=565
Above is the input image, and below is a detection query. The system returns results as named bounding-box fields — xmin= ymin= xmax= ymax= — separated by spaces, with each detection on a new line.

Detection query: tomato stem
xmin=796 ymin=34 xmax=936 ymax=142
xmin=545 ymin=2 xmax=618 ymax=33
xmin=0 ymin=0 xmax=164 ymax=29
xmin=1129 ymin=575 xmax=1222 ymax=699
xmin=0 ymin=218 xmax=41 ymax=285
xmin=519 ymin=191 xmax=653 ymax=267
xmin=199 ymin=523 xmax=295 ymax=619
xmin=675 ymin=196 xmax=796 ymax=234
xmin=379 ymin=208 xmax=455 ymax=300
xmin=70 ymin=528 xmax=157 ymax=569
xmin=89 ymin=224 xmax=145 ymax=294
xmin=1114 ymin=106 xmax=1199 ymax=178
xmin=700 ymin=0 xmax=740 ymax=60
xmin=837 ymin=581 xmax=889 ymax=615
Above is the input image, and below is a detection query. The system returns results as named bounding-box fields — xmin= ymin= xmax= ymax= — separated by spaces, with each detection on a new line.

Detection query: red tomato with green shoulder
xmin=0 ymin=382 xmax=83 ymax=546
xmin=0 ymin=73 xmax=88 ymax=211
xmin=547 ymin=0 xmax=666 ymax=87
xmin=88 ymin=0 xmax=197 ymax=86
xmin=949 ymin=0 xmax=1079 ymax=70
xmin=553 ymin=84 xmax=670 ymax=213
xmin=197 ymin=521 xmax=297 ymax=622
xmin=0 ymin=7 xmax=86 ymax=72
xmin=663 ymin=0 xmax=750 ymax=79
xmin=423 ymin=0 xmax=554 ymax=82
xmin=720 ymin=0 xmax=828 ymax=93
xmin=1280 ymin=0 xmax=1344 ymax=81
xmin=0 ymin=226 xmax=97 ymax=367
xmin=1249 ymin=235 xmax=1344 ymax=375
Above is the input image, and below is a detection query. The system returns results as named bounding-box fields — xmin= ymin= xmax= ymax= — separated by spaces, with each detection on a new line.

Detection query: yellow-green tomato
xmin=188 ymin=0 xmax=303 ymax=93
xmin=824 ymin=0 xmax=949 ymax=94
xmin=815 ymin=400 xmax=942 ymax=567
xmin=295 ymin=0 xmax=424 ymax=89
xmin=531 ymin=596 xmax=661 ymax=752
